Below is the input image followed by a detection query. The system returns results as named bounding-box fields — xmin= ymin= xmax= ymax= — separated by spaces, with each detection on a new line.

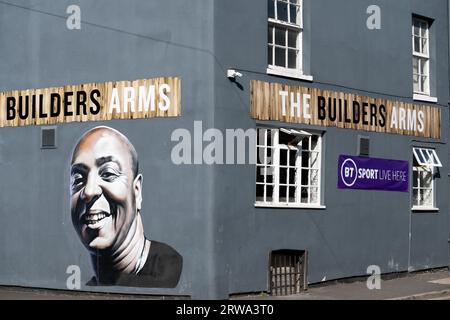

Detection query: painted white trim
xmin=268 ymin=18 xmax=302 ymax=30
xmin=255 ymin=202 xmax=326 ymax=210
xmin=413 ymin=94 xmax=437 ymax=103
xmin=267 ymin=67 xmax=313 ymax=81
xmin=411 ymin=206 xmax=439 ymax=212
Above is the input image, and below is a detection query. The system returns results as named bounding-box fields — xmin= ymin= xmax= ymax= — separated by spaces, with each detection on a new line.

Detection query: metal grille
xmin=358 ymin=136 xmax=370 ymax=156
xmin=269 ymin=250 xmax=308 ymax=296
xmin=41 ymin=127 xmax=56 ymax=148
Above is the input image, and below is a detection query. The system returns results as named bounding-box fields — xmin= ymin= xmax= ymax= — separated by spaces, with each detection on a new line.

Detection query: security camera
xmin=227 ymin=69 xmax=243 ymax=79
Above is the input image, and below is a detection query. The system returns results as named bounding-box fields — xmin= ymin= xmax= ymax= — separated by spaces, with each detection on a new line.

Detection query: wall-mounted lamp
xmin=227 ymin=69 xmax=243 ymax=79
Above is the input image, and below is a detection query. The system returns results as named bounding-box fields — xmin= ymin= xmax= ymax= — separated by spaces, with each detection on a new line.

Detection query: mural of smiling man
xmin=70 ymin=126 xmax=182 ymax=288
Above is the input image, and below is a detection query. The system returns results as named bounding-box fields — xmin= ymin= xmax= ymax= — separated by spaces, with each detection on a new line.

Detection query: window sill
xmin=255 ymin=202 xmax=326 ymax=210
xmin=413 ymin=94 xmax=437 ymax=103
xmin=267 ymin=67 xmax=314 ymax=82
xmin=411 ymin=206 xmax=439 ymax=212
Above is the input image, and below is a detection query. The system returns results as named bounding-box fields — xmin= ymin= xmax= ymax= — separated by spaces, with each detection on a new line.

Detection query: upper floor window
xmin=268 ymin=0 xmax=303 ymax=77
xmin=412 ymin=17 xmax=430 ymax=96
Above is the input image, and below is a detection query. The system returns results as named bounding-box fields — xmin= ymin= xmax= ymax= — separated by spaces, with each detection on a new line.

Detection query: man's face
xmin=70 ymin=129 xmax=142 ymax=252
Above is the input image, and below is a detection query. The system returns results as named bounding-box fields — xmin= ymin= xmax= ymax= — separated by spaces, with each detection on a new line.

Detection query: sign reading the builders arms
xmin=250 ymin=80 xmax=441 ymax=139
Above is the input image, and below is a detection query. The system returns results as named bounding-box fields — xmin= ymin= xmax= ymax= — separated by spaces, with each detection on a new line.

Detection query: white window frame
xmin=412 ymin=17 xmax=431 ymax=97
xmin=411 ymin=147 xmax=440 ymax=211
xmin=267 ymin=0 xmax=312 ymax=81
xmin=255 ymin=127 xmax=325 ymax=209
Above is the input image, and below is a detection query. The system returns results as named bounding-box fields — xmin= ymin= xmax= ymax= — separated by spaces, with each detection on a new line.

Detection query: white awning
xmin=280 ymin=128 xmax=312 ymax=138
xmin=413 ymin=147 xmax=442 ymax=168
xmin=280 ymin=128 xmax=312 ymax=146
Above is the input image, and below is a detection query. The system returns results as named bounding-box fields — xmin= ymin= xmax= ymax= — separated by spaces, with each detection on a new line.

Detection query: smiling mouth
xmin=82 ymin=210 xmax=111 ymax=226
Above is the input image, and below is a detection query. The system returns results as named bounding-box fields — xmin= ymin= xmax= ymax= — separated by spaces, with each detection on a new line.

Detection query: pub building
xmin=0 ymin=0 xmax=448 ymax=299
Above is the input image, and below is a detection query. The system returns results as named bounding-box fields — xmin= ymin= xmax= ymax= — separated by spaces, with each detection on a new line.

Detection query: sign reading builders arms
xmin=250 ymin=80 xmax=441 ymax=139
xmin=0 ymin=77 xmax=181 ymax=127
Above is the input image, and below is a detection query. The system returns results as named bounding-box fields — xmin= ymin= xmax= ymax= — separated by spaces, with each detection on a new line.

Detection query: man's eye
xmin=71 ymin=174 xmax=85 ymax=188
xmin=100 ymin=169 xmax=120 ymax=181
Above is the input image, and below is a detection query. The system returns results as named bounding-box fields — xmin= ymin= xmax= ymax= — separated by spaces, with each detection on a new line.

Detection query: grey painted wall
xmin=213 ymin=0 xmax=449 ymax=298
xmin=0 ymin=0 xmax=448 ymax=300
xmin=0 ymin=0 xmax=216 ymax=298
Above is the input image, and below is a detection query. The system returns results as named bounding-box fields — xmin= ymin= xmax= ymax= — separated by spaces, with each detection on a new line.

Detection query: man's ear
xmin=133 ymin=174 xmax=143 ymax=213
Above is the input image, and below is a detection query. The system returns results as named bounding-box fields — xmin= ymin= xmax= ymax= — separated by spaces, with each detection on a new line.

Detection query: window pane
xmin=311 ymin=136 xmax=319 ymax=151
xmin=257 ymin=147 xmax=264 ymax=165
xmin=267 ymin=130 xmax=274 ymax=146
xmin=288 ymin=49 xmax=298 ymax=69
xmin=267 ymin=147 xmax=274 ymax=164
xmin=268 ymin=0 xmax=275 ymax=19
xmin=289 ymin=150 xmax=297 ymax=166
xmin=301 ymin=136 xmax=310 ymax=150
xmin=266 ymin=167 xmax=274 ymax=183
xmin=275 ymin=27 xmax=286 ymax=46
xmin=280 ymin=149 xmax=288 ymax=165
xmin=256 ymin=166 xmax=265 ymax=183
xmin=413 ymin=189 xmax=419 ymax=206
xmin=266 ymin=185 xmax=274 ymax=202
xmin=300 ymin=187 xmax=308 ymax=203
xmin=289 ymin=4 xmax=300 ymax=25
xmin=310 ymin=169 xmax=319 ymax=187
xmin=420 ymin=22 xmax=428 ymax=37
xmin=418 ymin=188 xmax=425 ymax=206
xmin=268 ymin=45 xmax=273 ymax=65
xmin=421 ymin=76 xmax=428 ymax=93
xmin=310 ymin=152 xmax=319 ymax=169
xmin=277 ymin=1 xmax=288 ymax=21
xmin=256 ymin=184 xmax=264 ymax=201
xmin=421 ymin=38 xmax=428 ymax=55
xmin=413 ymin=74 xmax=420 ymax=92
xmin=301 ymin=169 xmax=309 ymax=186
xmin=414 ymin=36 xmax=420 ymax=53
xmin=413 ymin=170 xmax=418 ymax=188
xmin=421 ymin=171 xmax=433 ymax=188
xmin=257 ymin=129 xmax=266 ymax=146
xmin=301 ymin=152 xmax=309 ymax=168
xmin=422 ymin=189 xmax=432 ymax=206
xmin=268 ymin=26 xmax=273 ymax=44
xmin=413 ymin=21 xmax=420 ymax=36
xmin=275 ymin=47 xmax=285 ymax=67
xmin=288 ymin=186 xmax=296 ymax=203
xmin=280 ymin=167 xmax=288 ymax=184
xmin=288 ymin=30 xmax=298 ymax=48
xmin=310 ymin=187 xmax=319 ymax=204
xmin=279 ymin=185 xmax=288 ymax=202
xmin=420 ymin=59 xmax=428 ymax=75
xmin=412 ymin=56 xmax=419 ymax=75
xmin=289 ymin=167 xmax=296 ymax=184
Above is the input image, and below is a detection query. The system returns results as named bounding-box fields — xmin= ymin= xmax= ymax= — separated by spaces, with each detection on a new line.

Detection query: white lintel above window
xmin=413 ymin=147 xmax=442 ymax=168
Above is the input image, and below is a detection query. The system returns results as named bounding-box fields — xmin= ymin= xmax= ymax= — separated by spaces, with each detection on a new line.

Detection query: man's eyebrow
xmin=71 ymin=163 xmax=89 ymax=175
xmin=96 ymin=156 xmax=122 ymax=170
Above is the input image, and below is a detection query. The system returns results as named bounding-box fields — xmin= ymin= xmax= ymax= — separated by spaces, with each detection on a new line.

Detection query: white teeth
xmin=84 ymin=213 xmax=107 ymax=224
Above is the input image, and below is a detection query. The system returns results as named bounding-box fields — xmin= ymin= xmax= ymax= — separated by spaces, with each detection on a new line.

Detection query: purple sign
xmin=338 ymin=155 xmax=409 ymax=192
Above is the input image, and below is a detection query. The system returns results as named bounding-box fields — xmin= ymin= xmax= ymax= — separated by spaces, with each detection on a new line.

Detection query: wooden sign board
xmin=0 ymin=77 xmax=181 ymax=128
xmin=250 ymin=80 xmax=441 ymax=139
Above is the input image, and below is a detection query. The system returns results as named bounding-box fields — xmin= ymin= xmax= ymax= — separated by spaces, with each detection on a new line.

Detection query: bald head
xmin=71 ymin=126 xmax=139 ymax=179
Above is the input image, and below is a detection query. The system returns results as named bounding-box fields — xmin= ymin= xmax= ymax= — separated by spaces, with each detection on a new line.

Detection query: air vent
xmin=358 ymin=136 xmax=370 ymax=157
xmin=41 ymin=127 xmax=57 ymax=149
xmin=269 ymin=250 xmax=308 ymax=296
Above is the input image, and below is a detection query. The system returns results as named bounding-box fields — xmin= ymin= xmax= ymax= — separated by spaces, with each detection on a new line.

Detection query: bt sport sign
xmin=338 ymin=155 xmax=409 ymax=192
